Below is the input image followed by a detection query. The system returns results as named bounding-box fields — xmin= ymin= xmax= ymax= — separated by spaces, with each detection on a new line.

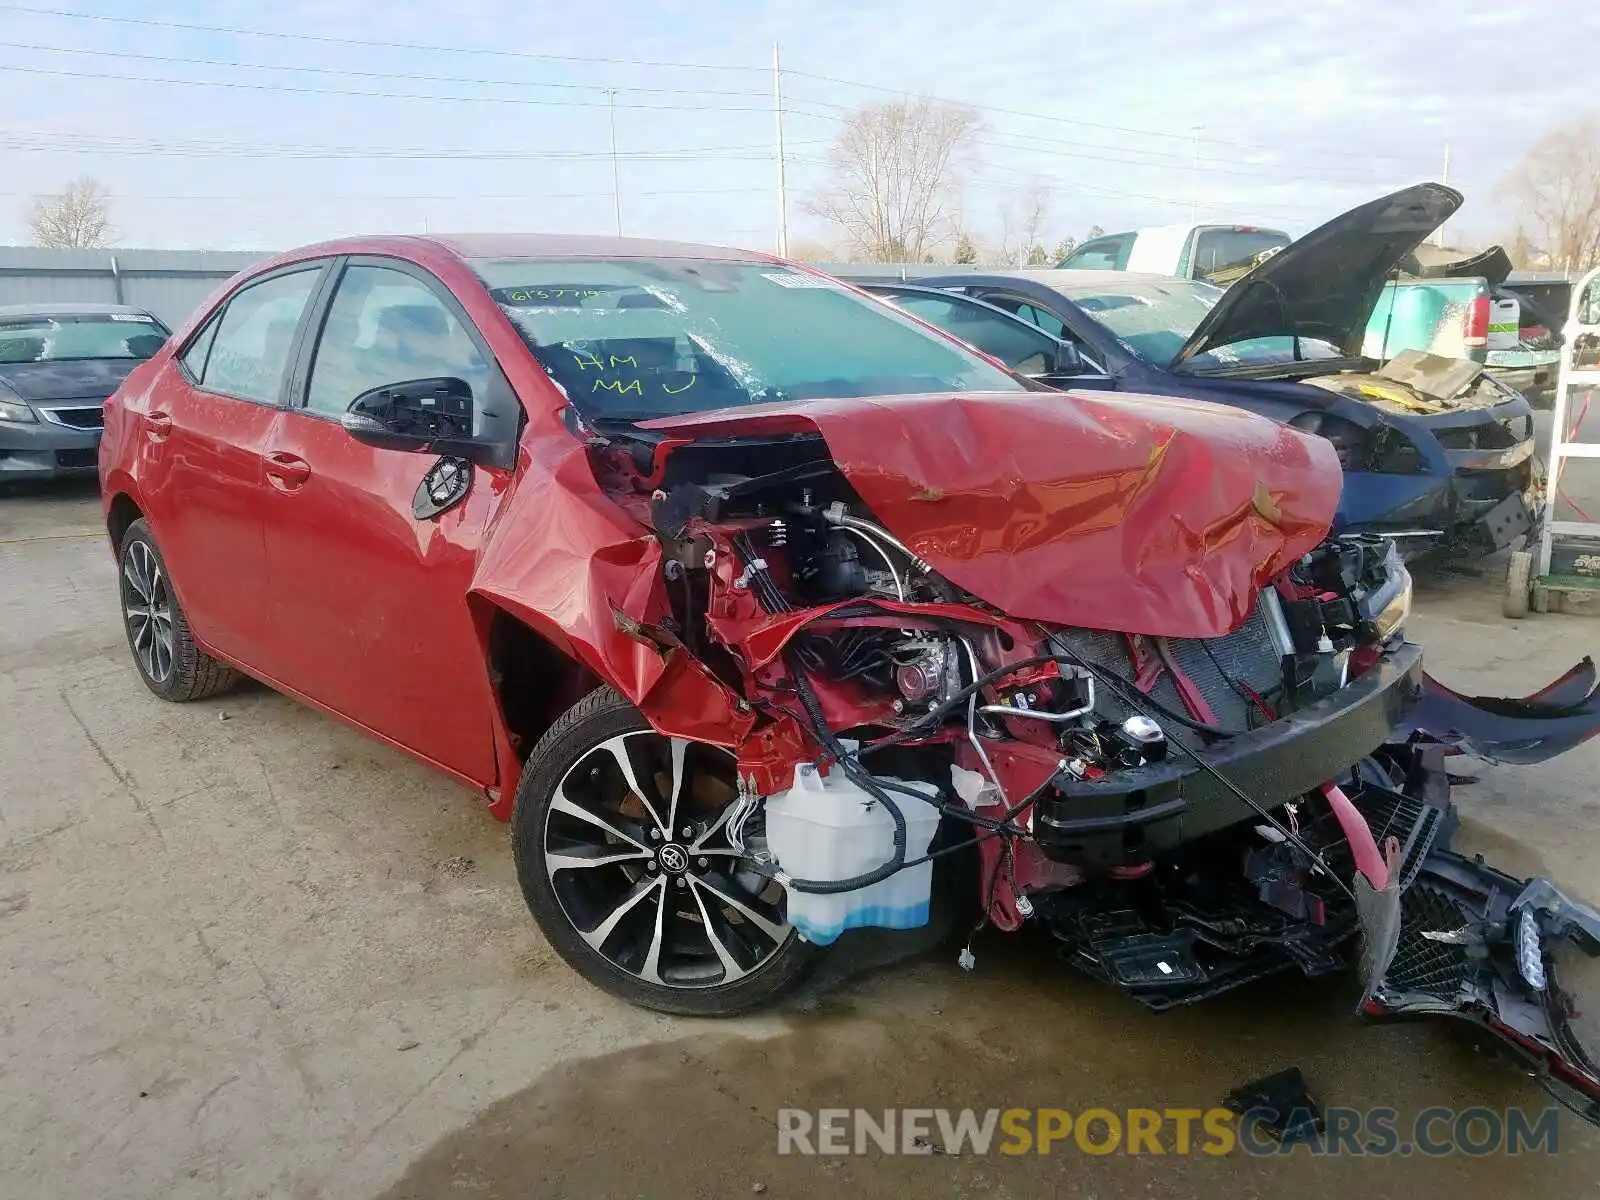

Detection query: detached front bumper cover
xmin=1362 ymin=849 xmax=1600 ymax=1124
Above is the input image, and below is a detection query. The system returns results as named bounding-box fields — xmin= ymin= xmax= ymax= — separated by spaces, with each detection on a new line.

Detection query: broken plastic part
xmin=1397 ymin=658 xmax=1600 ymax=765
xmin=1224 ymin=1067 xmax=1326 ymax=1144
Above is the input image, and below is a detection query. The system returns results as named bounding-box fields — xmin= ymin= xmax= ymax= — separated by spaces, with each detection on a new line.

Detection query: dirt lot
xmin=3 ymin=481 xmax=1600 ymax=1199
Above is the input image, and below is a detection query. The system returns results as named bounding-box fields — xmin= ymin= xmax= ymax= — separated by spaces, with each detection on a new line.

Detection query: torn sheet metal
xmin=640 ymin=389 xmax=1342 ymax=639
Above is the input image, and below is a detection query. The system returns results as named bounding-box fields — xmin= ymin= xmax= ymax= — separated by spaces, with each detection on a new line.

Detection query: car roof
xmin=270 ymin=232 xmax=779 ymax=265
xmin=0 ymin=302 xmax=162 ymax=319
xmin=962 ymin=269 xmax=1185 ymax=288
xmin=832 ymin=267 xmax=1177 ymax=289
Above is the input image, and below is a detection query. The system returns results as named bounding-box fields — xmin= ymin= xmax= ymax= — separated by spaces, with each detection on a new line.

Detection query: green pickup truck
xmin=1364 ymin=254 xmax=1563 ymax=405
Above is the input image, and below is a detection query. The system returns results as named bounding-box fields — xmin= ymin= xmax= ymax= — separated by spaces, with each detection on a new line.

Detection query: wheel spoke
xmin=545 ymin=845 xmax=653 ymax=875
xmin=152 ymin=630 xmax=172 ymax=681
xmin=689 ymin=801 xmax=737 ymax=853
xmin=123 ymin=553 xmax=150 ymax=603
xmin=662 ymin=737 xmax=688 ymax=840
xmin=550 ymin=786 xmax=649 ymax=852
xmin=597 ymin=734 xmax=668 ymax=837
xmin=638 ymin=881 xmax=671 ymax=985
xmin=580 ymin=873 xmax=664 ymax=954
xmin=690 ymin=872 xmax=789 ymax=945
xmin=689 ymin=881 xmax=749 ymax=983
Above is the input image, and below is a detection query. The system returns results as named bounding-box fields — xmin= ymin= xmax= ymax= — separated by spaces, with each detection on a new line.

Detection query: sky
xmin=0 ymin=0 xmax=1595 ymax=254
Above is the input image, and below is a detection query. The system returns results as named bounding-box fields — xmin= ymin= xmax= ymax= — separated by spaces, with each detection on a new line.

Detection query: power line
xmin=0 ymin=60 xmax=783 ymax=111
xmin=0 ymin=127 xmax=811 ymax=160
xmin=780 ymin=68 xmax=1440 ymax=163
xmin=0 ymin=3 xmax=765 ymax=72
xmin=0 ymin=187 xmax=773 ymax=201
xmin=0 ymin=39 xmax=773 ymax=99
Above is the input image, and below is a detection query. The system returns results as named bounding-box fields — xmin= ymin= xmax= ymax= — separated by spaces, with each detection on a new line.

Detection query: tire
xmin=1503 ymin=549 xmax=1533 ymax=620
xmin=117 ymin=518 xmax=239 ymax=702
xmin=511 ymin=687 xmax=821 ymax=1015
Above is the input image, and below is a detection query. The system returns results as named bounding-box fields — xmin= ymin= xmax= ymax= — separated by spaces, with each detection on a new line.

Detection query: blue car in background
xmin=836 ymin=183 xmax=1536 ymax=558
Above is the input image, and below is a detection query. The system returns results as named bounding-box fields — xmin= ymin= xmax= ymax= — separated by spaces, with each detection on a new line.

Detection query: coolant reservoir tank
xmin=764 ymin=762 xmax=942 ymax=946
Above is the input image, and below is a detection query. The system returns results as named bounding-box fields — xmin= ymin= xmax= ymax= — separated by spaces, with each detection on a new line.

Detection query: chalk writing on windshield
xmin=567 ymin=348 xmax=698 ymax=398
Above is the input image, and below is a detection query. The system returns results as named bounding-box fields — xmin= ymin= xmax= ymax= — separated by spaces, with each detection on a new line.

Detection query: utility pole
xmin=773 ymin=42 xmax=790 ymax=257
xmin=607 ymin=89 xmax=624 ymax=237
xmin=1189 ymin=125 xmax=1203 ymax=224
xmin=1435 ymin=141 xmax=1452 ymax=248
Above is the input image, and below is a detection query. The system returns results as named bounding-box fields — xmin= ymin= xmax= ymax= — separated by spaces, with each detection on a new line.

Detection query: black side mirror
xmin=1052 ymin=341 xmax=1085 ymax=375
xmin=342 ymin=377 xmax=488 ymax=459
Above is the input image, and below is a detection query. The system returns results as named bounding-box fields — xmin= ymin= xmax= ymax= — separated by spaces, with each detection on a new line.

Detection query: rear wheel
xmin=117 ymin=519 xmax=238 ymax=702
xmin=511 ymin=687 xmax=819 ymax=1015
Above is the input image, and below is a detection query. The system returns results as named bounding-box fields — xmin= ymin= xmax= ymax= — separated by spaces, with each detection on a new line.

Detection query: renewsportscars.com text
xmin=775 ymin=1106 xmax=1562 ymax=1157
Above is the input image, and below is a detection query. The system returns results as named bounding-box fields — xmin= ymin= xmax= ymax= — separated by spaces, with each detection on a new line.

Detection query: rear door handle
xmin=264 ymin=451 xmax=312 ymax=491
xmin=144 ymin=410 xmax=172 ymax=442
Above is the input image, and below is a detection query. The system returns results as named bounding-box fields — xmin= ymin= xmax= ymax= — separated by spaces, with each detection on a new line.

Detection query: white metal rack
xmin=1517 ymin=263 xmax=1600 ymax=615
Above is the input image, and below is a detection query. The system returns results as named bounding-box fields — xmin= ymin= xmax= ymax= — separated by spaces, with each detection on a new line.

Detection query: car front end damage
xmin=481 ymin=387 xmax=1600 ymax=1123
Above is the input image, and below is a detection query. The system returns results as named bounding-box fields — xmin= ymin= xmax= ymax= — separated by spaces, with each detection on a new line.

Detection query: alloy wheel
xmin=543 ymin=732 xmax=793 ymax=989
xmin=121 ymin=539 xmax=174 ymax=683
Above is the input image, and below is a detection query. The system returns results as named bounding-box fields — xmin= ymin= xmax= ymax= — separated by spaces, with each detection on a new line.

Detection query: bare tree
xmin=27 ymin=177 xmax=114 ymax=248
xmin=807 ymin=99 xmax=982 ymax=262
xmin=1496 ymin=116 xmax=1600 ymax=274
xmin=999 ymin=183 xmax=1051 ymax=267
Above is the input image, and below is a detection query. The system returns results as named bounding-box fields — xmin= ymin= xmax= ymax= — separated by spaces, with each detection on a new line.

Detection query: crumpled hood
xmin=639 ymin=389 xmax=1342 ymax=638
xmin=0 ymin=359 xmax=142 ymax=403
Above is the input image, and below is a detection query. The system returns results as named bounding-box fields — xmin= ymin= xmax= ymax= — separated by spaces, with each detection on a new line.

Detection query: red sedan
xmin=96 ymin=232 xmax=1600 ymax=1127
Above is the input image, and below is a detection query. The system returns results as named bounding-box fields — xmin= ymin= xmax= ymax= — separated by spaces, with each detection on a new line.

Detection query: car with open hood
xmin=98 ymin=233 xmax=1600 ymax=1124
xmin=837 ymin=184 xmax=1537 ymax=559
xmin=0 ymin=303 xmax=170 ymax=485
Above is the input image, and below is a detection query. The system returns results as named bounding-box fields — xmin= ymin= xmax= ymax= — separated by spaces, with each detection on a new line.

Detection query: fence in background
xmin=0 ymin=247 xmax=271 ymax=328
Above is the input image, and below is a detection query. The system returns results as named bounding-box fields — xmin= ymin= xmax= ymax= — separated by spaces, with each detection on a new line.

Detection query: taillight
xmin=1464 ymin=293 xmax=1490 ymax=348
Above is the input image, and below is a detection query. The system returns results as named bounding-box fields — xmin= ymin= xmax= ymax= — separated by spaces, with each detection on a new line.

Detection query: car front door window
xmin=883 ymin=291 xmax=1060 ymax=375
xmin=305 ymin=265 xmax=491 ymax=424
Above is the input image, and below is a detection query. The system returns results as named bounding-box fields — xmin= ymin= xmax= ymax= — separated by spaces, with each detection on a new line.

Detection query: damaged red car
xmin=99 ymin=235 xmax=1600 ymax=1123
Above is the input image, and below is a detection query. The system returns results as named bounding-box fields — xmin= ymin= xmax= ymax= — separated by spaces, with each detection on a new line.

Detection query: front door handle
xmin=264 ymin=451 xmax=312 ymax=491
xmin=144 ymin=410 xmax=173 ymax=443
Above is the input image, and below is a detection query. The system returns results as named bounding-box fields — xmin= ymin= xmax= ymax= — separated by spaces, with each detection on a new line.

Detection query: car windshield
xmin=0 ymin=313 xmax=168 ymax=363
xmin=472 ymin=258 xmax=1026 ymax=417
xmin=1049 ymin=277 xmax=1343 ymax=369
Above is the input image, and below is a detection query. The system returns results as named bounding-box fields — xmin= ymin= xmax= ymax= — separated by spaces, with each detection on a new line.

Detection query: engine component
xmin=794 ymin=529 xmax=871 ymax=601
xmin=1118 ymin=715 xmax=1167 ymax=763
xmin=763 ymin=761 xmax=942 ymax=945
xmin=891 ymin=637 xmax=955 ymax=705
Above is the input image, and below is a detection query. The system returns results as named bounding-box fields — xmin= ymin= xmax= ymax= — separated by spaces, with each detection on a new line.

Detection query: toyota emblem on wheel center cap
xmin=657 ymin=843 xmax=689 ymax=874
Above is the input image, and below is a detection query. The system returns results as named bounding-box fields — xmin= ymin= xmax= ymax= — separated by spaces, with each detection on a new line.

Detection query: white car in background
xmin=1058 ymin=223 xmax=1290 ymax=284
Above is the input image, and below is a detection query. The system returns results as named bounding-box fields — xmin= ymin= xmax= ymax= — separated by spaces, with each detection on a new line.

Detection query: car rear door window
xmin=200 ymin=270 xmax=320 ymax=404
xmin=305 ymin=264 xmax=491 ymax=421
xmin=1058 ymin=236 xmax=1135 ymax=270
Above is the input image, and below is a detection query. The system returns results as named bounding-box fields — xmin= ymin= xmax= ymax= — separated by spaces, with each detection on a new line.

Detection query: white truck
xmin=1056 ymin=223 xmax=1290 ymax=284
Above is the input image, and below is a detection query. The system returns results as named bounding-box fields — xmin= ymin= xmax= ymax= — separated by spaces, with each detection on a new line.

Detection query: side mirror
xmin=1051 ymin=341 xmax=1085 ymax=375
xmin=341 ymin=377 xmax=488 ymax=459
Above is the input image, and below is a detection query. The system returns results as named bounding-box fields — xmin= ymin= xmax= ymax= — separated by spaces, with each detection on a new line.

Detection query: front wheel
xmin=511 ymin=687 xmax=820 ymax=1015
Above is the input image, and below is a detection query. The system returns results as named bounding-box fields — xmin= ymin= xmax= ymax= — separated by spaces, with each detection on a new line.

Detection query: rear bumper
xmin=1033 ymin=644 xmax=1425 ymax=867
xmin=0 ymin=420 xmax=101 ymax=481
